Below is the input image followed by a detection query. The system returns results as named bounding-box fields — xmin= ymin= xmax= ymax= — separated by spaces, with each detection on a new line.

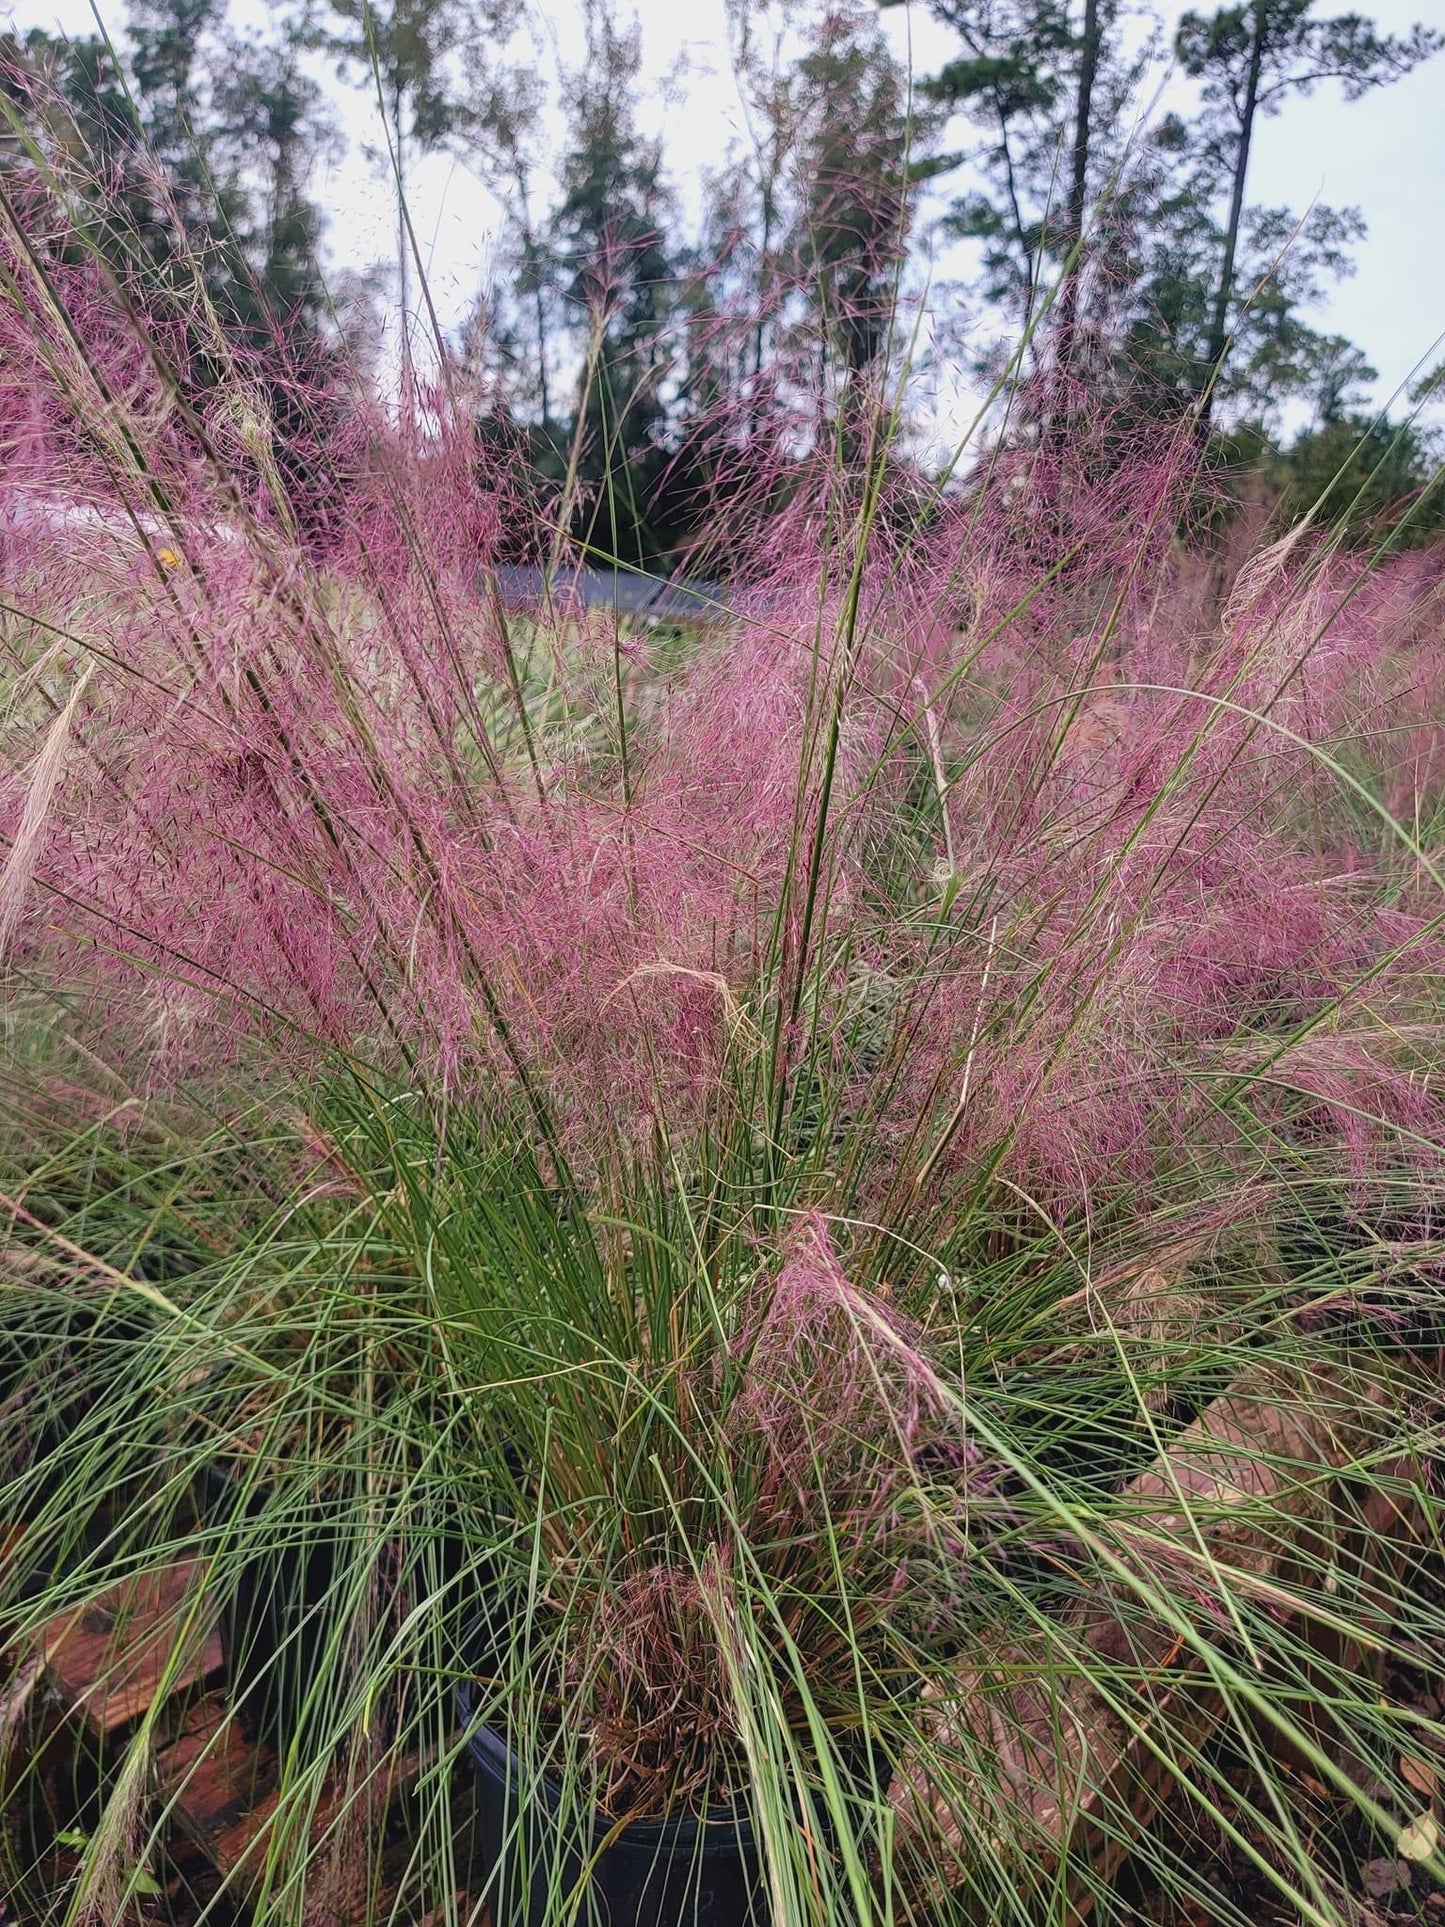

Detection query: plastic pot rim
xmin=454 ymin=1658 xmax=756 ymax=1851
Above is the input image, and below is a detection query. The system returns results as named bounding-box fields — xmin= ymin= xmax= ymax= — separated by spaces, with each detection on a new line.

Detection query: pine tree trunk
xmin=526 ymin=225 xmax=551 ymax=426
xmin=1057 ymin=0 xmax=1102 ymax=378
xmin=395 ymin=81 xmax=412 ymax=421
xmin=1200 ymin=0 xmax=1266 ymax=424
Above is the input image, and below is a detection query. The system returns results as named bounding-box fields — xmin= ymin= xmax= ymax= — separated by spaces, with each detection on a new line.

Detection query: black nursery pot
xmin=1 ymin=1307 xmax=154 ymax=1508
xmin=201 ymin=1461 xmax=479 ymax=1755
xmin=455 ymin=1670 xmax=764 ymax=1927
xmin=199 ymin=1462 xmax=354 ymax=1754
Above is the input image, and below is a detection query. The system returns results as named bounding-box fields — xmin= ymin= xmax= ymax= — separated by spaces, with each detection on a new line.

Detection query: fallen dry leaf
xmin=1397 ymin=1813 xmax=1440 ymax=1864
xmin=1402 ymin=1756 xmax=1439 ymax=1798
xmin=1363 ymin=1856 xmax=1411 ymax=1899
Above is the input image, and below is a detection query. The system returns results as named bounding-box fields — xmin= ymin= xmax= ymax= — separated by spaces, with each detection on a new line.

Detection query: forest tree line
xmin=2 ymin=0 xmax=1442 ymax=566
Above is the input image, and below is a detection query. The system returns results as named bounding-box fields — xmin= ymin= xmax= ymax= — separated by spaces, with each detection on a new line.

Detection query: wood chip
xmin=890 ymin=1360 xmax=1418 ymax=1919
xmin=41 ymin=1559 xmax=223 ymax=1738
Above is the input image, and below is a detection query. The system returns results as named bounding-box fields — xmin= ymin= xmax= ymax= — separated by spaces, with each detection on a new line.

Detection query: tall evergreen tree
xmin=457 ymin=61 xmax=559 ymax=430
xmin=693 ymin=1 xmax=801 ymax=435
xmin=694 ymin=2 xmax=935 ymax=459
xmin=547 ymin=0 xmax=677 ymax=566
xmin=3 ymin=7 xmax=334 ymax=362
xmin=888 ymin=0 xmax=1145 ymax=373
xmin=786 ymin=6 xmax=933 ymax=410
xmin=3 ymin=5 xmax=343 ymax=528
xmin=321 ymin=0 xmax=512 ymax=392
xmin=125 ymin=0 xmax=339 ymax=412
xmin=1174 ymin=0 xmax=1440 ymax=419
xmin=212 ymin=26 xmax=339 ymax=335
xmin=1115 ymin=115 xmax=1380 ymax=427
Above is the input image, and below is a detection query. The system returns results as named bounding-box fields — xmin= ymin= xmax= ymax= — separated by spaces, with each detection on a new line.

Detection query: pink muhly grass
xmin=727 ymin=1214 xmax=990 ymax=1591
xmin=568 ymin=1559 xmax=736 ymax=1818
xmin=554 ymin=1216 xmax=995 ymax=1817
xmin=2 ymin=102 xmax=1444 ymax=1245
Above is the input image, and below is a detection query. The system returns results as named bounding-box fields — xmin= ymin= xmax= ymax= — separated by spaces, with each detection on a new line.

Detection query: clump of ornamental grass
xmin=3 ymin=52 xmax=1445 ymax=1927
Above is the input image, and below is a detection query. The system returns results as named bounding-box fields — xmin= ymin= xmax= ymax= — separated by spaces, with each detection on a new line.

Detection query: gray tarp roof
xmin=491 ymin=565 xmax=729 ymax=619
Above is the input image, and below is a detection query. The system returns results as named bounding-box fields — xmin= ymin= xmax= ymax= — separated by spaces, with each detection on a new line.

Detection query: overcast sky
xmin=6 ymin=0 xmax=1445 ymax=425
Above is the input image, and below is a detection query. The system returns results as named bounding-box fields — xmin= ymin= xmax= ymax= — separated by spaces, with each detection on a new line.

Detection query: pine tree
xmin=456 ymin=61 xmax=558 ymax=430
xmin=890 ymin=0 xmax=1145 ymax=375
xmin=1115 ymin=115 xmax=1378 ymax=428
xmin=320 ymin=0 xmax=511 ymax=397
xmin=547 ymin=0 xmax=677 ymax=567
xmin=785 ymin=6 xmax=934 ymax=412
xmin=1174 ymin=0 xmax=1440 ymax=419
